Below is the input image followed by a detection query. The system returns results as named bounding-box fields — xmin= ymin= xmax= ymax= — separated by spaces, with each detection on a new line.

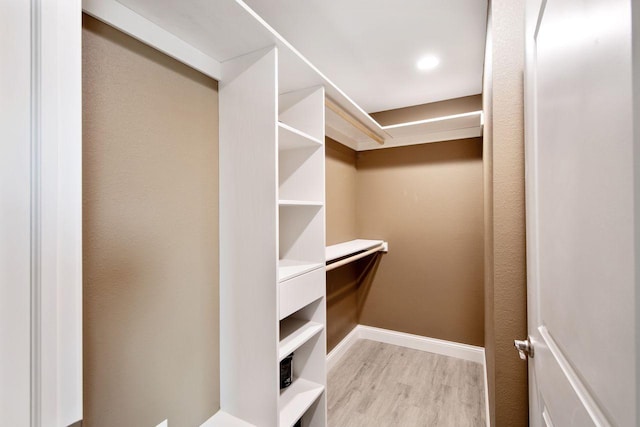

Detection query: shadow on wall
xmin=326 ymin=253 xmax=382 ymax=352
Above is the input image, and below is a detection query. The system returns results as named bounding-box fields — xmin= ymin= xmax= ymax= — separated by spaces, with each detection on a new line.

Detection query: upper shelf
xmin=326 ymin=239 xmax=387 ymax=263
xmin=325 ymin=239 xmax=387 ymax=272
xmin=326 ymin=108 xmax=483 ymax=151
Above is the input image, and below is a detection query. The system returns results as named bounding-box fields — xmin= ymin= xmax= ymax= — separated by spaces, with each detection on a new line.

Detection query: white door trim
xmin=524 ymin=0 xmax=545 ymax=425
xmin=31 ymin=0 xmax=83 ymax=425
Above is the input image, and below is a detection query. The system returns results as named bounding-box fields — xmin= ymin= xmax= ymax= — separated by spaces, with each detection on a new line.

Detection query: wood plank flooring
xmin=327 ymin=339 xmax=486 ymax=427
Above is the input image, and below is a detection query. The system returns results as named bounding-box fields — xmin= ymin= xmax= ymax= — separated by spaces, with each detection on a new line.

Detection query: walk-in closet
xmin=8 ymin=0 xmax=532 ymax=426
xmin=8 ymin=0 xmax=640 ymax=426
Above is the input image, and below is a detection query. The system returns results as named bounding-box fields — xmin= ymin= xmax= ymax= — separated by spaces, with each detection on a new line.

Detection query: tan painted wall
xmin=325 ymin=138 xmax=358 ymax=246
xmin=325 ymin=138 xmax=359 ymax=351
xmin=356 ymin=140 xmax=484 ymax=346
xmin=82 ymin=15 xmax=220 ymax=426
xmin=483 ymin=0 xmax=529 ymax=425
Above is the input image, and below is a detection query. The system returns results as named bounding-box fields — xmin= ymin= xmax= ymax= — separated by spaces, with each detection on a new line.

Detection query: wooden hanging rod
xmin=325 ymin=97 xmax=385 ymax=145
xmin=325 ymin=244 xmax=385 ymax=272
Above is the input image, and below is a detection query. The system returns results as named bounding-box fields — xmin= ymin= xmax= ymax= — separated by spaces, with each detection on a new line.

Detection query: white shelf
xmin=279 ymin=378 xmax=324 ymax=427
xmin=279 ymin=259 xmax=323 ymax=282
xmin=279 ymin=318 xmax=323 ymax=361
xmin=279 ymin=199 xmax=323 ymax=207
xmin=325 ymin=239 xmax=386 ymax=262
xmin=201 ymin=410 xmax=255 ymax=427
xmin=278 ymin=122 xmax=322 ymax=150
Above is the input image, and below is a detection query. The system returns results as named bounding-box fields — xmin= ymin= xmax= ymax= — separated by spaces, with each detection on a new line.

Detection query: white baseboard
xmin=327 ymin=324 xmax=491 ymax=426
xmin=326 ymin=325 xmax=361 ymax=371
xmin=328 ymin=324 xmax=484 ymax=366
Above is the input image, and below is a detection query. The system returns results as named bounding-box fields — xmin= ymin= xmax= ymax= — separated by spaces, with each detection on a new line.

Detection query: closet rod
xmin=325 ymin=244 xmax=385 ymax=271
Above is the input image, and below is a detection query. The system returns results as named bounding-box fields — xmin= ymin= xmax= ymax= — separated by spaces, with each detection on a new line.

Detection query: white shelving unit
xmin=277 ymin=85 xmax=327 ymax=427
xmin=220 ymin=47 xmax=326 ymax=427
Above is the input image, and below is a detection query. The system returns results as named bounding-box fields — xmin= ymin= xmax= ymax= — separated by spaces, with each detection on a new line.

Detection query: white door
xmin=524 ymin=0 xmax=638 ymax=426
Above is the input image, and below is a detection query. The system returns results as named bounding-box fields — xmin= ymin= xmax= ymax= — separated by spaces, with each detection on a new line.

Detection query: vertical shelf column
xmin=220 ymin=47 xmax=279 ymax=427
xmin=277 ymin=86 xmax=327 ymax=427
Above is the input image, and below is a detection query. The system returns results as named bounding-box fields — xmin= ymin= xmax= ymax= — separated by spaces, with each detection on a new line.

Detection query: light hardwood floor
xmin=327 ymin=339 xmax=486 ymax=427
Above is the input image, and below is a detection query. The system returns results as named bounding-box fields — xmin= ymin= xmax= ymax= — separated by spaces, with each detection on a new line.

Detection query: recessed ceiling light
xmin=417 ymin=55 xmax=440 ymax=71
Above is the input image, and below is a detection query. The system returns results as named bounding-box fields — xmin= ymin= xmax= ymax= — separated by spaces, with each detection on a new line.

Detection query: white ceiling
xmin=243 ymin=0 xmax=488 ymax=113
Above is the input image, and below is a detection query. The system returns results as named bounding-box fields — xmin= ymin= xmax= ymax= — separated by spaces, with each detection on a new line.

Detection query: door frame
xmin=2 ymin=0 xmax=84 ymax=424
xmin=524 ymin=0 xmax=544 ymax=425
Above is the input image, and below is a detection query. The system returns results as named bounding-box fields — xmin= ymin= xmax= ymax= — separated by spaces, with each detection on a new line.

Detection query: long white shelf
xmin=279 ymin=199 xmax=323 ymax=207
xmin=279 ymin=318 xmax=323 ymax=361
xmin=201 ymin=410 xmax=255 ymax=427
xmin=278 ymin=122 xmax=322 ymax=150
xmin=279 ymin=378 xmax=324 ymax=427
xmin=278 ymin=259 xmax=323 ymax=282
xmin=325 ymin=239 xmax=386 ymax=262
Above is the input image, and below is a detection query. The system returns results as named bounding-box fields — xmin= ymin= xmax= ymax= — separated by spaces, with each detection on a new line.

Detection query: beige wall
xmin=325 ymin=138 xmax=360 ymax=350
xmin=82 ymin=15 xmax=220 ymax=426
xmin=483 ymin=0 xmax=528 ymax=425
xmin=325 ymin=137 xmax=485 ymax=348
xmin=326 ymin=138 xmax=358 ymax=245
xmin=356 ymin=140 xmax=484 ymax=346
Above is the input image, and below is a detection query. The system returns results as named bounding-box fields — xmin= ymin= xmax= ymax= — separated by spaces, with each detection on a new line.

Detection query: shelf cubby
xmin=279 ymin=298 xmax=325 ymax=359
xmin=279 ymin=204 xmax=324 ymax=266
xmin=279 ymin=327 xmax=326 ymax=427
xmin=279 ymin=88 xmax=325 ymax=142
xmin=279 ymin=148 xmax=323 ymax=203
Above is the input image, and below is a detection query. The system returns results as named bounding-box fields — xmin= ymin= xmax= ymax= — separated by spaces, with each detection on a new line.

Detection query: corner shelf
xmin=279 ymin=379 xmax=325 ymax=427
xmin=278 ymin=259 xmax=323 ymax=282
xmin=279 ymin=318 xmax=324 ymax=361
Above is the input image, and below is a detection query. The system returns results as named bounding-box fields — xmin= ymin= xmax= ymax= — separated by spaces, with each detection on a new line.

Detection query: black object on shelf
xmin=280 ymin=352 xmax=293 ymax=389
xmin=293 ymin=418 xmax=302 ymax=427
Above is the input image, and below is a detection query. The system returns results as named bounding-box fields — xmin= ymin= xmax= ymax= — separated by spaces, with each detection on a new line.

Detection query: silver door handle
xmin=514 ymin=338 xmax=534 ymax=360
